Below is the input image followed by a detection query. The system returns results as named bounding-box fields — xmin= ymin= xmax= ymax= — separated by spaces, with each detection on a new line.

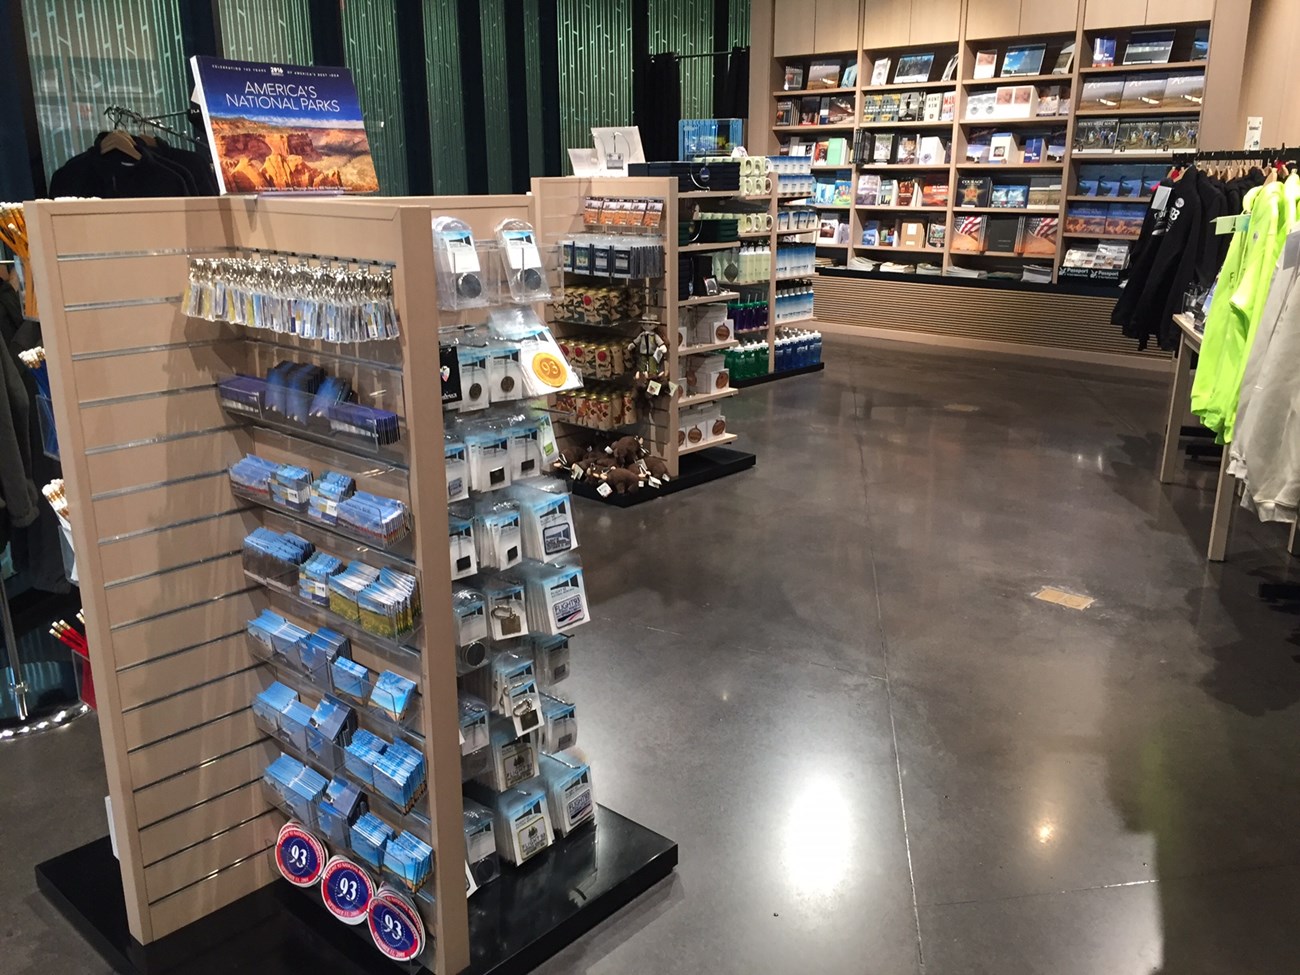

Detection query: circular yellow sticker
xmin=532 ymin=352 xmax=568 ymax=388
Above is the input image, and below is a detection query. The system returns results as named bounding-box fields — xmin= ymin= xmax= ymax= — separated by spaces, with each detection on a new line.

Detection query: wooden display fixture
xmin=532 ymin=176 xmax=754 ymax=478
xmin=26 ymin=193 xmax=675 ymax=974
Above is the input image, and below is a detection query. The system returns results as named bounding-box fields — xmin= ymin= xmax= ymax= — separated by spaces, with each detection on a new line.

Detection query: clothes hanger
xmin=99 ymin=124 xmax=142 ymax=161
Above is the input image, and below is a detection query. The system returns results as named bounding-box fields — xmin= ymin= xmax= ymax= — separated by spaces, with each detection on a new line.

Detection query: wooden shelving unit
xmin=764 ymin=5 xmax=1212 ymax=285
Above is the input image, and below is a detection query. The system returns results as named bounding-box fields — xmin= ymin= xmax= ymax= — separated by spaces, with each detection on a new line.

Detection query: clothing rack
xmin=1171 ymin=146 xmax=1300 ymax=165
xmin=103 ymin=105 xmax=203 ymax=148
xmin=673 ymin=47 xmax=747 ymax=60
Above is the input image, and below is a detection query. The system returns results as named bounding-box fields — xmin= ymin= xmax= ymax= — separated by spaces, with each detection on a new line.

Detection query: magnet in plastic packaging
xmin=321 ymin=855 xmax=376 ymax=925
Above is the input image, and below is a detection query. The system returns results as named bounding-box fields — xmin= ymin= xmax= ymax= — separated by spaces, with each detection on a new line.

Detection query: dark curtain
xmin=718 ymin=46 xmax=749 ymax=120
xmin=636 ymin=53 xmax=681 ymax=161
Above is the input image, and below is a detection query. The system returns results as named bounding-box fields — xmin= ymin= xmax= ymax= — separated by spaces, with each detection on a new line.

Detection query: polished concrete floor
xmin=5 ymin=337 xmax=1300 ymax=974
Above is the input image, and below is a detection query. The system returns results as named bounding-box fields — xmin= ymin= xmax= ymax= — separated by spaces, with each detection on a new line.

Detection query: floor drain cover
xmin=1033 ymin=586 xmax=1095 ymax=610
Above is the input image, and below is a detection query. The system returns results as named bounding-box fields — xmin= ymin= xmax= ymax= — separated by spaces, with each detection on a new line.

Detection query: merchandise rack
xmin=764 ymin=7 xmax=1214 ymax=286
xmin=27 ymin=195 xmax=675 ymax=975
xmin=532 ymin=176 xmax=758 ymax=484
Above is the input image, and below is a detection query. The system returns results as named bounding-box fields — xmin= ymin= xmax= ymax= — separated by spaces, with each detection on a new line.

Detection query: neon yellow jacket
xmin=1191 ymin=174 xmax=1300 ymax=442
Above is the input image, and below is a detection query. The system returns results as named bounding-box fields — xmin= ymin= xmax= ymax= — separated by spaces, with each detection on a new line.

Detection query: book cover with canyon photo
xmin=190 ymin=56 xmax=378 ymax=194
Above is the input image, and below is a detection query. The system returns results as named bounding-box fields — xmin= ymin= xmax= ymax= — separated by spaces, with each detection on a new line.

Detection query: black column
xmin=395 ymin=2 xmax=434 ymax=195
xmin=537 ymin=0 xmax=563 ymax=176
xmin=307 ymin=0 xmax=346 ymax=66
xmin=503 ymin=0 xmax=532 ymax=191
xmin=456 ymin=0 xmax=489 ymax=194
xmin=631 ymin=0 xmax=650 ymax=133
xmin=712 ymin=0 xmax=729 ymax=117
xmin=0 ymin=0 xmax=41 ymax=198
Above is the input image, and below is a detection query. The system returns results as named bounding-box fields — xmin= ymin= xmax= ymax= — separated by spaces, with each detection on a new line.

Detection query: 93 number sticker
xmin=369 ymin=889 xmax=425 ymax=962
xmin=274 ymin=824 xmax=325 ymax=887
xmin=321 ymin=857 xmax=374 ymax=925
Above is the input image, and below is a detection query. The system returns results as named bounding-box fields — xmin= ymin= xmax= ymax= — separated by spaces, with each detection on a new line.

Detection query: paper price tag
xmin=321 ymin=856 xmax=375 ymax=925
xmin=275 ymin=823 xmax=326 ymax=887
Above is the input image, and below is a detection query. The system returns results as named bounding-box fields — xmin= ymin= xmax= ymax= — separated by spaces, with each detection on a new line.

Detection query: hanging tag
xmin=1151 ymin=185 xmax=1171 ymax=210
xmin=596 ymin=482 xmax=613 ymax=497
xmin=465 ymin=860 xmax=479 ymax=897
xmin=646 ymin=380 xmax=662 ymax=396
xmin=571 ymin=463 xmax=585 ymax=481
xmin=668 ymin=382 xmax=680 ymax=396
xmin=1213 ymin=214 xmax=1239 ymax=235
xmin=648 ymin=476 xmax=662 ymax=488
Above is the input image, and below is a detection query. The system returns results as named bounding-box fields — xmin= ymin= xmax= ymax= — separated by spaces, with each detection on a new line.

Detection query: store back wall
xmin=1236 ymin=0 xmax=1300 ymax=147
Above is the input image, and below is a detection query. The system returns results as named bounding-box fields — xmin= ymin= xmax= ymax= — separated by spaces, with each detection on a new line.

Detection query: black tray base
xmin=36 ymin=805 xmax=676 ymax=975
xmin=569 ymin=445 xmax=756 ymax=507
xmin=732 ymin=362 xmax=825 ymax=387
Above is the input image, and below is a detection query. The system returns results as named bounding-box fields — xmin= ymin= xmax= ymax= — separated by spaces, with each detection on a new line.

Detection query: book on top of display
xmin=190 ymin=56 xmax=377 ymax=194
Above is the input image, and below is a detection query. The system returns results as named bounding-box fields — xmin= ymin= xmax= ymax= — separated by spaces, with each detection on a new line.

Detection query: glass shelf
xmin=239 ymin=489 xmax=416 ymax=568
xmin=251 ymin=572 xmax=424 ymax=667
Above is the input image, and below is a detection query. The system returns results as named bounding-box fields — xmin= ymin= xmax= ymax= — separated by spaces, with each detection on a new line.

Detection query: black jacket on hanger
xmin=0 ymin=282 xmax=40 ymax=550
xmin=49 ymin=136 xmax=190 ymax=198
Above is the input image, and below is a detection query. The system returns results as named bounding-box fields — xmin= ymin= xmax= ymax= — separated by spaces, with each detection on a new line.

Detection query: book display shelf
xmin=766 ymin=4 xmax=1212 ymax=289
xmin=25 ymin=195 xmax=675 ymax=975
xmin=532 ymin=176 xmax=757 ymax=501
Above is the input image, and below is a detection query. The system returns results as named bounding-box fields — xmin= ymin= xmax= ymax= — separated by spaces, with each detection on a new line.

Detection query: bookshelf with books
xmin=759 ymin=0 xmax=1216 ymax=291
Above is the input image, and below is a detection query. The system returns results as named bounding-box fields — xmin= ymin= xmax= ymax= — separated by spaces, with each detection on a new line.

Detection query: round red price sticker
xmin=368 ymin=886 xmax=425 ymax=962
xmin=321 ymin=855 xmax=375 ymax=925
xmin=274 ymin=823 xmax=325 ymax=888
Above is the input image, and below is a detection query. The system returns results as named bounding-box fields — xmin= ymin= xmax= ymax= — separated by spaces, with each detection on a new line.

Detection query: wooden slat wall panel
xmin=100 ymin=512 xmax=258 ymax=586
xmin=144 ymin=812 xmax=279 ymax=902
xmin=105 ymin=554 xmax=246 ymax=628
xmin=81 ymin=389 xmax=232 ymax=452
xmin=65 ymin=303 xmax=236 ymax=357
xmin=112 ymin=592 xmax=261 ymax=670
xmin=121 ymin=667 xmax=266 ymax=749
xmin=73 ymin=343 xmax=245 ymax=403
xmin=133 ymin=740 xmax=278 ymax=827
xmin=138 ymin=781 xmax=268 ymax=865
xmin=812 ymin=276 xmax=1170 ymax=360
xmin=127 ymin=710 xmax=263 ymax=787
xmin=87 ymin=431 xmax=245 ymax=498
xmin=59 ymin=254 xmax=192 ymax=306
xmin=94 ymin=474 xmax=242 ymax=542
xmin=116 ymin=634 xmax=251 ymax=711
xmin=148 ymin=852 xmax=278 ymax=940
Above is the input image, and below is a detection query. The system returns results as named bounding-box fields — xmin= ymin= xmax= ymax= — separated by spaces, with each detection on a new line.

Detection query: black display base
xmin=732 ymin=362 xmax=825 ymax=388
xmin=569 ymin=445 xmax=756 ymax=507
xmin=35 ymin=805 xmax=676 ymax=975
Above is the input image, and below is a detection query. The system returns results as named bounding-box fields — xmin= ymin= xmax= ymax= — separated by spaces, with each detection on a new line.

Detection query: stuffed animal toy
xmin=641 ymin=456 xmax=670 ymax=482
xmin=610 ymin=435 xmax=645 ymax=467
xmin=554 ymin=445 xmax=586 ymax=471
xmin=603 ymin=467 xmax=640 ymax=494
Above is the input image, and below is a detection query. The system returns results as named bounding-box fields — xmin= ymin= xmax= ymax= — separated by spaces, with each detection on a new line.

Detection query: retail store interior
xmin=2 ymin=1 xmax=1300 ymax=974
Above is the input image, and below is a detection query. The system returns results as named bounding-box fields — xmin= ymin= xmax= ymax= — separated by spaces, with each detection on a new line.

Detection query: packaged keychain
xmin=431 ymin=216 xmax=488 ymax=310
xmin=494 ymin=217 xmax=552 ymax=302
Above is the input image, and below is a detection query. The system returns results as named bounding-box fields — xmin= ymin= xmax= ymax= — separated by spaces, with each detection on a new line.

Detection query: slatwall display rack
xmin=765 ymin=10 xmax=1213 ymax=285
xmin=26 ymin=195 xmax=675 ymax=975
xmin=532 ymin=176 xmax=756 ymax=488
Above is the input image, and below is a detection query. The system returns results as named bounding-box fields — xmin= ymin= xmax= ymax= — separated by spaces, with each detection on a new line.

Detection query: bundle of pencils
xmin=42 ymin=478 xmax=68 ymax=520
xmin=50 ymin=611 xmax=88 ymax=659
xmin=0 ymin=202 xmax=36 ymax=319
xmin=19 ymin=347 xmax=50 ymax=398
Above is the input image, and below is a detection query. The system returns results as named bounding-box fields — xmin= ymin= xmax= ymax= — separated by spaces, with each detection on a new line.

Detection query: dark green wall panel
xmin=423 ymin=0 xmax=467 ymax=194
xmin=22 ymin=0 xmax=189 ymax=180
xmin=650 ymin=0 xmax=716 ymax=119
xmin=341 ymin=0 xmax=409 ymax=194
xmin=556 ymin=0 xmax=634 ymax=169
xmin=217 ymin=0 xmax=314 ymax=63
xmin=478 ymin=0 xmax=513 ymax=193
